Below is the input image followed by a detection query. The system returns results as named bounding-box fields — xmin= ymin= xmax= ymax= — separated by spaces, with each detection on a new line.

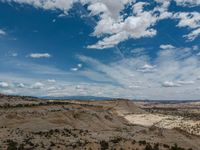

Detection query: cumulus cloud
xmin=87 ymin=2 xmax=109 ymax=16
xmin=1 ymin=0 xmax=173 ymax=49
xmin=31 ymin=82 xmax=44 ymax=89
xmin=87 ymin=1 xmax=171 ymax=49
xmin=17 ymin=83 xmax=25 ymax=88
xmin=2 ymin=0 xmax=75 ymax=14
xmin=174 ymin=12 xmax=200 ymax=41
xmin=174 ymin=12 xmax=200 ymax=29
xmin=0 ymin=82 xmax=9 ymax=88
xmin=1 ymin=0 xmax=199 ymax=48
xmin=29 ymin=53 xmax=51 ymax=58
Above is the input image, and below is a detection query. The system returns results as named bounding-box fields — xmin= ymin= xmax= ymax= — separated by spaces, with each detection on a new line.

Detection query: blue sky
xmin=0 ymin=0 xmax=200 ymax=100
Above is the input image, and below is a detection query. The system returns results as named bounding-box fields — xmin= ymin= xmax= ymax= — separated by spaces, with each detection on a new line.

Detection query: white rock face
xmin=124 ymin=113 xmax=200 ymax=136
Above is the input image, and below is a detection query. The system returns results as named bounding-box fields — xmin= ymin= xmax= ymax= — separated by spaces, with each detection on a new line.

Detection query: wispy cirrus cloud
xmin=75 ymin=45 xmax=200 ymax=100
xmin=184 ymin=28 xmax=200 ymax=41
xmin=29 ymin=53 xmax=51 ymax=58
xmin=174 ymin=0 xmax=200 ymax=7
xmin=1 ymin=44 xmax=200 ymax=100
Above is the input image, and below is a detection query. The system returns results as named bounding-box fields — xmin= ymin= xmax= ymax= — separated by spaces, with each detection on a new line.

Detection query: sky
xmin=0 ymin=0 xmax=200 ymax=100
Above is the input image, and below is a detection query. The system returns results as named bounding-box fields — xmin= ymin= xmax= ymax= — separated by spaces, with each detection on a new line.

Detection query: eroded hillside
xmin=0 ymin=94 xmax=199 ymax=150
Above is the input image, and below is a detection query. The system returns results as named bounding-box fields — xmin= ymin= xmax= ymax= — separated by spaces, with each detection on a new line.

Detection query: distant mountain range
xmin=40 ymin=95 xmax=113 ymax=101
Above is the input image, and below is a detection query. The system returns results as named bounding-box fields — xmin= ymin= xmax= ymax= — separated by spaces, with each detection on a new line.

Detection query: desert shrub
xmin=50 ymin=141 xmax=55 ymax=147
xmin=110 ymin=137 xmax=122 ymax=143
xmin=100 ymin=140 xmax=109 ymax=150
xmin=104 ymin=115 xmax=113 ymax=121
xmin=41 ymin=142 xmax=45 ymax=148
xmin=139 ymin=140 xmax=147 ymax=145
xmin=149 ymin=125 xmax=157 ymax=131
xmin=132 ymin=140 xmax=136 ymax=144
xmin=153 ymin=143 xmax=159 ymax=150
xmin=170 ymin=144 xmax=185 ymax=150
xmin=144 ymin=143 xmax=153 ymax=150
xmin=143 ymin=143 xmax=160 ymax=150
xmin=6 ymin=140 xmax=18 ymax=150
xmin=163 ymin=144 xmax=170 ymax=148
xmin=18 ymin=144 xmax=25 ymax=150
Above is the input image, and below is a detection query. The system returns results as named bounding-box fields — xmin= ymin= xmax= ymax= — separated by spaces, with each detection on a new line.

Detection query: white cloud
xmin=12 ymin=53 xmax=18 ymax=57
xmin=174 ymin=0 xmax=200 ymax=7
xmin=174 ymin=12 xmax=200 ymax=41
xmin=29 ymin=53 xmax=51 ymax=58
xmin=77 ymin=63 xmax=82 ymax=68
xmin=86 ymin=0 xmax=174 ymax=49
xmin=177 ymin=80 xmax=195 ymax=85
xmin=3 ymin=0 xmax=75 ymax=14
xmin=162 ymin=81 xmax=180 ymax=87
xmin=193 ymin=45 xmax=199 ymax=51
xmin=17 ymin=83 xmax=25 ymax=88
xmin=0 ymin=82 xmax=9 ymax=88
xmin=76 ymin=46 xmax=200 ymax=100
xmin=137 ymin=64 xmax=156 ymax=73
xmin=87 ymin=4 xmax=165 ymax=49
xmin=70 ymin=63 xmax=83 ymax=71
xmin=47 ymin=79 xmax=56 ymax=83
xmin=70 ymin=67 xmax=79 ymax=71
xmin=1 ymin=1 xmax=200 ymax=100
xmin=87 ymin=2 xmax=109 ymax=16
xmin=31 ymin=82 xmax=44 ymax=89
xmin=2 ymin=0 xmax=170 ymax=49
xmin=1 ymin=46 xmax=200 ymax=100
xmin=160 ymin=44 xmax=175 ymax=49
xmin=0 ymin=29 xmax=6 ymax=36
xmin=184 ymin=28 xmax=200 ymax=41
xmin=2 ymin=0 xmax=199 ymax=48
xmin=174 ymin=12 xmax=200 ymax=29
xmin=142 ymin=64 xmax=155 ymax=70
